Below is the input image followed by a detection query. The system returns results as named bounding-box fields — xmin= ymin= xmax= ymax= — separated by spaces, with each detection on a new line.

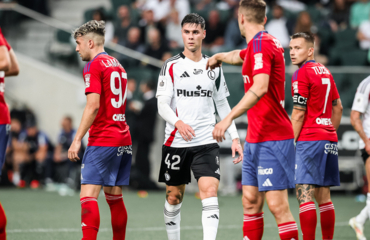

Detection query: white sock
xmin=164 ymin=200 xmax=182 ymax=240
xmin=356 ymin=205 xmax=368 ymax=225
xmin=12 ymin=172 xmax=20 ymax=185
xmin=201 ymin=197 xmax=219 ymax=240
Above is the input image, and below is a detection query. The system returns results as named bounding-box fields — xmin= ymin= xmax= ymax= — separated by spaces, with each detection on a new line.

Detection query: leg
xmin=296 ymin=184 xmax=317 ymax=240
xmin=315 ymin=186 xmax=335 ymax=240
xmin=266 ymin=190 xmax=298 ymax=240
xmin=242 ymin=185 xmax=265 ymax=240
xmin=198 ymin=177 xmax=220 ymax=240
xmin=164 ymin=185 xmax=185 ymax=240
xmin=0 ymin=202 xmax=6 ymax=240
xmin=80 ymin=184 xmax=101 ymax=240
xmin=103 ymin=186 xmax=127 ymax=240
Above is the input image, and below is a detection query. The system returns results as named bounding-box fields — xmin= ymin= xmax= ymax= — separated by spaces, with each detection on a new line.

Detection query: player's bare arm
xmin=331 ymin=98 xmax=343 ymax=130
xmin=0 ymin=46 xmax=10 ymax=71
xmin=206 ymin=50 xmax=243 ymax=70
xmin=68 ymin=93 xmax=100 ymax=161
xmin=212 ymin=74 xmax=269 ymax=142
xmin=5 ymin=49 xmax=19 ymax=76
xmin=291 ymin=106 xmax=306 ymax=142
xmin=351 ymin=109 xmax=370 ymax=154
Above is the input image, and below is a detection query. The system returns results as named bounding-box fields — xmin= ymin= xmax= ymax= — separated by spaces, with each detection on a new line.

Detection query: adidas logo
xmin=165 ymin=221 xmax=176 ymax=226
xmin=243 ymin=236 xmax=250 ymax=240
xmin=215 ymin=168 xmax=220 ymax=175
xmin=81 ymin=222 xmax=87 ymax=227
xmin=180 ymin=71 xmax=190 ymax=78
xmin=262 ymin=178 xmax=273 ymax=187
xmin=207 ymin=214 xmax=219 ymax=219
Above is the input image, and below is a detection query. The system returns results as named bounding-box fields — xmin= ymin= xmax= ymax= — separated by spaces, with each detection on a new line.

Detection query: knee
xmin=268 ymin=200 xmax=289 ymax=218
xmin=200 ymin=186 xmax=218 ymax=199
xmin=166 ymin=192 xmax=183 ymax=205
xmin=242 ymin=192 xmax=262 ymax=213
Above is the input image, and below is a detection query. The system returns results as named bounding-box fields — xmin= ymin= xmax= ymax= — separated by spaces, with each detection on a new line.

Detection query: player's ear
xmin=308 ymin=47 xmax=314 ymax=57
xmin=203 ymin=30 xmax=206 ymax=40
xmin=88 ymin=39 xmax=94 ymax=49
xmin=263 ymin=16 xmax=267 ymax=25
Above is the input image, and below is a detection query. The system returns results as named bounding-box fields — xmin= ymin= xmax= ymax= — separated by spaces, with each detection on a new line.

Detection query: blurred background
xmin=0 ymin=0 xmax=369 ymax=197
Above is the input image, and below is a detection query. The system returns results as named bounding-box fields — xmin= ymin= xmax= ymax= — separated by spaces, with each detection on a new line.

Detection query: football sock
xmin=201 ymin=197 xmax=219 ymax=240
xmin=319 ymin=202 xmax=335 ymax=240
xmin=356 ymin=205 xmax=368 ymax=225
xmin=365 ymin=193 xmax=370 ymax=223
xmin=80 ymin=197 xmax=100 ymax=240
xmin=299 ymin=202 xmax=317 ymax=240
xmin=164 ymin=200 xmax=182 ymax=240
xmin=278 ymin=221 xmax=299 ymax=240
xmin=0 ymin=203 xmax=6 ymax=240
xmin=105 ymin=193 xmax=127 ymax=240
xmin=243 ymin=212 xmax=264 ymax=240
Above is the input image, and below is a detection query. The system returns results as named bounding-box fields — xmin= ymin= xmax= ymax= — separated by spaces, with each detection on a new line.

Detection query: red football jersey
xmin=291 ymin=60 xmax=340 ymax=142
xmin=0 ymin=28 xmax=11 ymax=125
xmin=239 ymin=31 xmax=293 ymax=143
xmin=83 ymin=52 xmax=132 ymax=147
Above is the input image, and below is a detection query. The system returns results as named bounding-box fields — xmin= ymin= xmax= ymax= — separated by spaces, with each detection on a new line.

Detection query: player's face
xmin=289 ymin=38 xmax=313 ymax=66
xmin=181 ymin=24 xmax=205 ymax=52
xmin=75 ymin=36 xmax=91 ymax=61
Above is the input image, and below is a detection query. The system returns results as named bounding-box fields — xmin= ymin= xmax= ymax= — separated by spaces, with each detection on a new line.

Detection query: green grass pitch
xmin=0 ymin=189 xmax=366 ymax=239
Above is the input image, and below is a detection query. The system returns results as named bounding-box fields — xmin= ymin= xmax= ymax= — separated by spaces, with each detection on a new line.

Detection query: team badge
xmin=165 ymin=172 xmax=171 ymax=181
xmin=84 ymin=74 xmax=91 ymax=88
xmin=207 ymin=70 xmax=216 ymax=80
xmin=194 ymin=69 xmax=203 ymax=75
xmin=158 ymin=76 xmax=167 ymax=90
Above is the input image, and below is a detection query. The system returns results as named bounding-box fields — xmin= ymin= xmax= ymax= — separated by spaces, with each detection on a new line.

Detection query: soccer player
xmin=68 ymin=20 xmax=132 ymax=240
xmin=0 ymin=27 xmax=20 ymax=240
xmin=349 ymin=75 xmax=370 ymax=240
xmin=289 ymin=32 xmax=343 ymax=240
xmin=156 ymin=13 xmax=243 ymax=240
xmin=207 ymin=0 xmax=299 ymax=239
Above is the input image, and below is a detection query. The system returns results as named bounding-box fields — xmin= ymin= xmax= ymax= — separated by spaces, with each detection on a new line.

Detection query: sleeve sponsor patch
xmin=293 ymin=81 xmax=298 ymax=94
xmin=254 ymin=53 xmax=263 ymax=70
xmin=158 ymin=76 xmax=167 ymax=91
xmin=84 ymin=74 xmax=91 ymax=88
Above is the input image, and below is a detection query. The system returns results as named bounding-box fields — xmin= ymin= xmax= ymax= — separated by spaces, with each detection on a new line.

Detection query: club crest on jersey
xmin=194 ymin=69 xmax=203 ymax=75
xmin=165 ymin=172 xmax=171 ymax=181
xmin=158 ymin=76 xmax=167 ymax=90
xmin=207 ymin=70 xmax=216 ymax=80
xmin=85 ymin=74 xmax=91 ymax=88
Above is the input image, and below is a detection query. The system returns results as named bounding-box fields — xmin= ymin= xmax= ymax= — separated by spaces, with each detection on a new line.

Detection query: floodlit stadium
xmin=0 ymin=0 xmax=370 ymax=239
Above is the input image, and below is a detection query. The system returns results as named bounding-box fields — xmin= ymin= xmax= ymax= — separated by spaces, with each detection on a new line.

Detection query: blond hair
xmin=72 ymin=20 xmax=105 ymax=45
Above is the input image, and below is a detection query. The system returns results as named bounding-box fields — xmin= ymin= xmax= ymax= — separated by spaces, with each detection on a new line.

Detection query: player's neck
xmin=299 ymin=56 xmax=315 ymax=68
xmin=182 ymin=48 xmax=203 ymax=62
xmin=89 ymin=48 xmax=106 ymax=61
xmin=245 ymin=25 xmax=265 ymax=44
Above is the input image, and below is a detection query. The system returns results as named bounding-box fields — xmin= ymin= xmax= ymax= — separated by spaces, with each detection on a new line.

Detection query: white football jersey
xmin=352 ymin=75 xmax=370 ymax=149
xmin=156 ymin=53 xmax=230 ymax=148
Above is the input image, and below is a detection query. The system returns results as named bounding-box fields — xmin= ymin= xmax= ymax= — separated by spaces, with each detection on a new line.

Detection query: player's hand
xmin=206 ymin=54 xmax=222 ymax=70
xmin=231 ymin=138 xmax=243 ymax=164
xmin=68 ymin=140 xmax=81 ymax=162
xmin=212 ymin=117 xmax=232 ymax=142
xmin=175 ymin=120 xmax=196 ymax=142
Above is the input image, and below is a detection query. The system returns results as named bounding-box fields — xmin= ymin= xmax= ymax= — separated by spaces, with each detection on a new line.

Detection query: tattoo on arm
xmin=248 ymin=90 xmax=262 ymax=100
xmin=293 ymin=107 xmax=306 ymax=111
xmin=332 ymin=99 xmax=338 ymax=106
xmin=296 ymin=184 xmax=315 ymax=204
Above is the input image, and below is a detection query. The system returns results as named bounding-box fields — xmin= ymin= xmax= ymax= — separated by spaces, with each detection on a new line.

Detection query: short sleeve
xmin=330 ymin=75 xmax=340 ymax=101
xmin=156 ymin=62 xmax=175 ymax=98
xmin=239 ymin=49 xmax=247 ymax=60
xmin=212 ymin=67 xmax=230 ymax=101
xmin=292 ymin=69 xmax=309 ymax=107
xmin=83 ymin=61 xmax=102 ymax=95
xmin=251 ymin=40 xmax=273 ymax=77
xmin=352 ymin=81 xmax=370 ymax=113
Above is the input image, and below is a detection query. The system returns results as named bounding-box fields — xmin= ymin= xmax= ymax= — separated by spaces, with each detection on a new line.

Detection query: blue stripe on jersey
xmin=252 ymin=31 xmax=267 ymax=53
xmin=84 ymin=52 xmax=108 ymax=73
xmin=292 ymin=60 xmax=316 ymax=81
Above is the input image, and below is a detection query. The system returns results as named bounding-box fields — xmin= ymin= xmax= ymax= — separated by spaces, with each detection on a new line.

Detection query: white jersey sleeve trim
xmin=214 ymin=98 xmax=239 ymax=140
xmin=158 ymin=95 xmax=179 ymax=126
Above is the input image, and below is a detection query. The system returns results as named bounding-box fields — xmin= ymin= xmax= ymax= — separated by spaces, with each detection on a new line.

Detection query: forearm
xmin=215 ymin=98 xmax=239 ymax=140
xmin=291 ymin=108 xmax=306 ymax=142
xmin=5 ymin=49 xmax=19 ymax=76
xmin=215 ymin=50 xmax=243 ymax=66
xmin=74 ymin=105 xmax=99 ymax=141
xmin=158 ymin=96 xmax=180 ymax=126
xmin=331 ymin=110 xmax=342 ymax=130
xmin=352 ymin=117 xmax=369 ymax=144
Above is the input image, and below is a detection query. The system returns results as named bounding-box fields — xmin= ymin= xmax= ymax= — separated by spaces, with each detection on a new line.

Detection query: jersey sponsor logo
xmin=316 ymin=117 xmax=332 ymax=126
xmin=193 ymin=69 xmax=203 ymax=75
xmin=262 ymin=178 xmax=273 ymax=187
xmin=243 ymin=75 xmax=250 ymax=83
xmin=324 ymin=143 xmax=338 ymax=155
xmin=165 ymin=172 xmax=171 ymax=181
xmin=258 ymin=167 xmax=273 ymax=175
xmin=273 ymin=38 xmax=283 ymax=49
xmin=101 ymin=58 xmax=122 ymax=68
xmin=293 ymin=81 xmax=298 ymax=93
xmin=293 ymin=93 xmax=308 ymax=106
xmin=207 ymin=70 xmax=216 ymax=80
xmin=113 ymin=114 xmax=126 ymax=122
xmin=180 ymin=71 xmax=190 ymax=78
xmin=254 ymin=53 xmax=263 ymax=70
xmin=118 ymin=145 xmax=132 ymax=156
xmin=0 ymin=82 xmax=4 ymax=93
xmin=177 ymin=85 xmax=213 ymax=98
xmin=311 ymin=66 xmax=330 ymax=75
xmin=84 ymin=74 xmax=90 ymax=88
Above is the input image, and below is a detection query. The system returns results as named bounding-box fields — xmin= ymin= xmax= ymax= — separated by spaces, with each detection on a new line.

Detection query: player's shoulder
xmin=251 ymin=31 xmax=282 ymax=53
xmin=160 ymin=53 xmax=182 ymax=76
xmin=357 ymin=75 xmax=370 ymax=94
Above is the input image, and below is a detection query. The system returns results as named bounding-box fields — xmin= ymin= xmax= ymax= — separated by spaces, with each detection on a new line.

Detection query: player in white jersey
xmin=350 ymin=75 xmax=370 ymax=240
xmin=156 ymin=13 xmax=243 ymax=240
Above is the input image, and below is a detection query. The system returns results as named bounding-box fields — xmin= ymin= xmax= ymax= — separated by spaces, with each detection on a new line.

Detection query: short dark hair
xmin=239 ymin=0 xmax=266 ymax=24
xmin=291 ymin=32 xmax=315 ymax=45
xmin=181 ymin=13 xmax=206 ymax=30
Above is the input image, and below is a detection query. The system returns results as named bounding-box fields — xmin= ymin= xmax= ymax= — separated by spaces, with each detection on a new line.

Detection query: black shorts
xmin=158 ymin=143 xmax=220 ymax=186
xmin=361 ymin=149 xmax=370 ymax=163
